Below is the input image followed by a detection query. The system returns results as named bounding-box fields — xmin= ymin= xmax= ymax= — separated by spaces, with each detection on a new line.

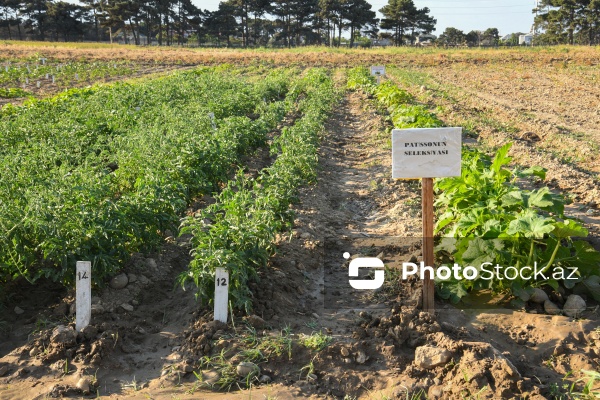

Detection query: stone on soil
xmin=563 ymin=295 xmax=586 ymax=318
xmin=544 ymin=300 xmax=561 ymax=315
xmin=236 ymin=362 xmax=260 ymax=378
xmin=245 ymin=315 xmax=265 ymax=329
xmin=50 ymin=325 xmax=77 ymax=347
xmin=76 ymin=377 xmax=91 ymax=394
xmin=109 ymin=273 xmax=128 ymax=289
xmin=355 ymin=350 xmax=368 ymax=364
xmin=529 ymin=288 xmax=549 ymax=304
xmin=414 ymin=345 xmax=452 ymax=369
xmin=91 ymin=304 xmax=105 ymax=315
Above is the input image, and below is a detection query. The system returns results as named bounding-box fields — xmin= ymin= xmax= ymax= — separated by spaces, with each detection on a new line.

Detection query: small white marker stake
xmin=37 ymin=81 xmax=40 ymax=88
xmin=208 ymin=112 xmax=216 ymax=130
xmin=76 ymin=261 xmax=91 ymax=331
xmin=52 ymin=75 xmax=55 ymax=84
xmin=214 ymin=268 xmax=229 ymax=323
xmin=75 ymin=73 xmax=79 ymax=80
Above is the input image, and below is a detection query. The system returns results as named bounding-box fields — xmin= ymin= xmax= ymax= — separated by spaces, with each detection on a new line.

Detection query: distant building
xmin=416 ymin=34 xmax=437 ymax=46
xmin=519 ymin=34 xmax=533 ymax=45
xmin=373 ymin=38 xmax=393 ymax=47
xmin=114 ymin=31 xmax=149 ymax=45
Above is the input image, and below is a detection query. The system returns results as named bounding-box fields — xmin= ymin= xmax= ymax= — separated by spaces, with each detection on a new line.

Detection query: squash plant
xmin=347 ymin=66 xmax=600 ymax=306
xmin=435 ymin=144 xmax=600 ymax=305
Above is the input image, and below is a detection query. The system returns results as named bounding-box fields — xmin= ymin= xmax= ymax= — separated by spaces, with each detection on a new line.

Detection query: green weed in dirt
xmin=299 ymin=331 xmax=333 ymax=352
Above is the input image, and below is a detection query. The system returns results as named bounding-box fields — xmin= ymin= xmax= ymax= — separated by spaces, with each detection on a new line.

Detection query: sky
xmin=196 ymin=0 xmax=537 ymax=36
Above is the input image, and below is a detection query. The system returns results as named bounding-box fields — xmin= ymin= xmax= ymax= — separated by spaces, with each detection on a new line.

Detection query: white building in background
xmin=373 ymin=38 xmax=393 ymax=47
xmin=519 ymin=34 xmax=533 ymax=45
xmin=416 ymin=34 xmax=437 ymax=46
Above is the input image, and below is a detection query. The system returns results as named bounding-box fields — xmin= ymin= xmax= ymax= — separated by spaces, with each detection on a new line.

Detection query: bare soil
xmin=3 ymin=43 xmax=600 ymax=69
xmin=1 ymin=67 xmax=599 ymax=399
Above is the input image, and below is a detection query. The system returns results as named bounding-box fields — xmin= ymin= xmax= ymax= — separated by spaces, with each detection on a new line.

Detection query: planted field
xmin=0 ymin=66 xmax=304 ymax=288
xmin=0 ymin=45 xmax=599 ymax=400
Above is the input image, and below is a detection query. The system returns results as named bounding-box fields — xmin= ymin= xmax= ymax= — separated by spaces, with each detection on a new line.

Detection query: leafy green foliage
xmin=347 ymin=67 xmax=443 ymax=128
xmin=346 ymin=67 xmax=377 ymax=95
xmin=179 ymin=69 xmax=338 ymax=312
xmin=0 ymin=87 xmax=30 ymax=98
xmin=0 ymin=67 xmax=295 ymax=288
xmin=0 ymin=60 xmax=136 ymax=88
xmin=347 ymin=66 xmax=600 ymax=304
xmin=435 ymin=143 xmax=600 ymax=302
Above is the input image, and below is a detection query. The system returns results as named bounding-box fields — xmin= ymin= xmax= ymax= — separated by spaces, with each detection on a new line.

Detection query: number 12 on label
xmin=214 ymin=268 xmax=229 ymax=323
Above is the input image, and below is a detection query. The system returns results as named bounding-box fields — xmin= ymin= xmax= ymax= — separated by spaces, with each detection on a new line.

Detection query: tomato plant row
xmin=179 ymin=69 xmax=339 ymax=312
xmin=0 ymin=67 xmax=301 ymax=289
xmin=0 ymin=60 xmax=136 ymax=92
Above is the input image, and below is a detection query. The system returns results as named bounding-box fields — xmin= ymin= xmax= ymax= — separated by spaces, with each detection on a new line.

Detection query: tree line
xmin=1 ymin=0 xmax=596 ymax=47
xmin=436 ymin=27 xmax=501 ymax=47
xmin=534 ymin=0 xmax=600 ymax=45
xmin=0 ymin=0 xmax=436 ymax=46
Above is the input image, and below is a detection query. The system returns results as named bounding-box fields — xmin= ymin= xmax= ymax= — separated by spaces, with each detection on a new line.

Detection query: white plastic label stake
xmin=208 ymin=112 xmax=216 ymax=130
xmin=36 ymin=81 xmax=40 ymax=88
xmin=75 ymin=73 xmax=79 ymax=80
xmin=76 ymin=261 xmax=91 ymax=331
xmin=52 ymin=75 xmax=55 ymax=84
xmin=214 ymin=268 xmax=229 ymax=323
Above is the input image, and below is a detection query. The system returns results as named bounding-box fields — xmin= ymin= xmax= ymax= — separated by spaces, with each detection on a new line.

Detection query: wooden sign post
xmin=422 ymin=178 xmax=435 ymax=312
xmin=392 ymin=127 xmax=462 ymax=313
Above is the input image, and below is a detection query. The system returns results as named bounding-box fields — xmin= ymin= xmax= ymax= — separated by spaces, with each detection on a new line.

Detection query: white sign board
xmin=392 ymin=128 xmax=462 ymax=179
xmin=214 ymin=267 xmax=229 ymax=323
xmin=76 ymin=261 xmax=91 ymax=331
xmin=370 ymin=66 xmax=386 ymax=76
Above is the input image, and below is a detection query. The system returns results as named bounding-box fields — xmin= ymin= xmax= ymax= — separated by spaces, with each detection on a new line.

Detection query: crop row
xmin=179 ymin=69 xmax=339 ymax=312
xmin=0 ymin=60 xmax=136 ymax=90
xmin=348 ymin=67 xmax=600 ymax=304
xmin=0 ymin=67 xmax=300 ymax=288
